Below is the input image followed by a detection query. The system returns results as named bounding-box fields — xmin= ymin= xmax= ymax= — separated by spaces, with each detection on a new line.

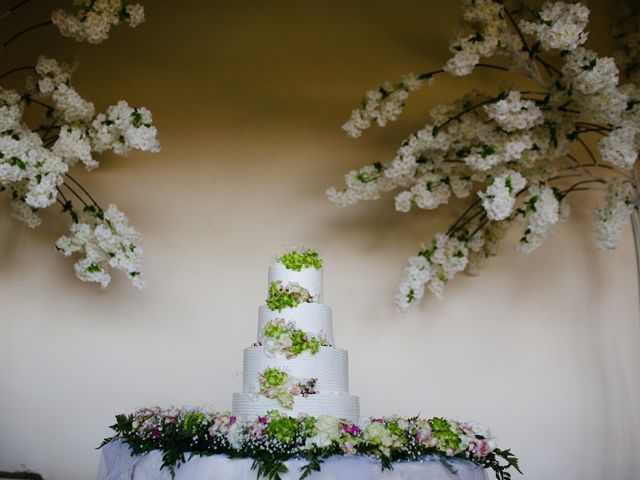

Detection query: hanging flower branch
xmin=0 ymin=0 xmax=158 ymax=289
xmin=328 ymin=0 xmax=640 ymax=312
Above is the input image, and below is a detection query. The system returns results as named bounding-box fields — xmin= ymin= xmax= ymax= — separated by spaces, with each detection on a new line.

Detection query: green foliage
xmin=278 ymin=249 xmax=323 ymax=271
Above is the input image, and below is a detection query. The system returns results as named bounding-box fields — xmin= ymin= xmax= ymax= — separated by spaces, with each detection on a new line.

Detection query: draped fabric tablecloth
xmin=97 ymin=440 xmax=488 ymax=480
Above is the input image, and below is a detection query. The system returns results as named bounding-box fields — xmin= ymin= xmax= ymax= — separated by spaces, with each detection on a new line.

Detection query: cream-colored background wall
xmin=1 ymin=1 xmax=639 ymax=479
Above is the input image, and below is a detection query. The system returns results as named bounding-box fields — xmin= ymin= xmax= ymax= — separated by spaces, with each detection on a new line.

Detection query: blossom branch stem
xmin=64 ymin=173 xmax=101 ymax=208
xmin=25 ymin=97 xmax=54 ymax=112
xmin=558 ymin=179 xmax=607 ymax=199
xmin=1 ymin=20 xmax=52 ymax=50
xmin=0 ymin=0 xmax=32 ymax=20
xmin=61 ymin=182 xmax=89 ymax=207
xmin=468 ymin=215 xmax=489 ymax=239
xmin=502 ymin=7 xmax=548 ymax=83
xmin=450 ymin=206 xmax=486 ymax=237
xmin=503 ymin=7 xmax=562 ymax=80
xmin=447 ymin=198 xmax=483 ymax=234
xmin=576 ymin=121 xmax=612 ymax=131
xmin=0 ymin=65 xmax=34 ymax=78
xmin=435 ymin=95 xmax=505 ymax=132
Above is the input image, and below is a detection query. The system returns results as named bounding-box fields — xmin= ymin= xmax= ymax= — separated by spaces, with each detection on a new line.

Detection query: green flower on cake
xmin=262 ymin=368 xmax=287 ymax=387
xmin=255 ymin=367 xmax=318 ymax=409
xmin=262 ymin=318 xmax=330 ymax=359
xmin=266 ymin=281 xmax=313 ymax=312
xmin=278 ymin=248 xmax=323 ymax=271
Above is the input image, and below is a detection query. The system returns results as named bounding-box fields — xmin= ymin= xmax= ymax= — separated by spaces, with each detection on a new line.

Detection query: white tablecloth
xmin=97 ymin=440 xmax=488 ymax=480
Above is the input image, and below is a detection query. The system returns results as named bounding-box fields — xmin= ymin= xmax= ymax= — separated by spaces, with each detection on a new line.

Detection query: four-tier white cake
xmin=232 ymin=250 xmax=360 ymax=422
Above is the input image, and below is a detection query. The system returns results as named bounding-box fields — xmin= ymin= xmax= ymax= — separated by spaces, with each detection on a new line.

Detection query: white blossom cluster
xmin=0 ymin=102 xmax=68 ymax=227
xmin=91 ymin=100 xmax=160 ymax=156
xmin=478 ymin=170 xmax=527 ymax=221
xmin=443 ymin=0 xmax=517 ymax=77
xmin=483 ymin=91 xmax=544 ymax=132
xmin=333 ymin=1 xmax=640 ymax=311
xmin=395 ymin=234 xmax=469 ymax=312
xmin=516 ymin=184 xmax=568 ymax=253
xmin=598 ymin=122 xmax=638 ymax=169
xmin=593 ymin=178 xmax=634 ymax=251
xmin=52 ymin=0 xmax=145 ymax=45
xmin=55 ymin=204 xmax=145 ymax=288
xmin=342 ymin=73 xmax=426 ymax=138
xmin=519 ymin=1 xmax=590 ymax=52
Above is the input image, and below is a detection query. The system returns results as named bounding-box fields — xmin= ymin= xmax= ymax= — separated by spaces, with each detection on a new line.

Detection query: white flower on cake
xmin=252 ymin=367 xmax=318 ymax=410
xmin=261 ymin=318 xmax=329 ymax=359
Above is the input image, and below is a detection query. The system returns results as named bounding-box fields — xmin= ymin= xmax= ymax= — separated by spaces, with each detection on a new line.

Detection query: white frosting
xmin=241 ymin=346 xmax=349 ymax=394
xmin=258 ymin=303 xmax=334 ymax=345
xmin=232 ymin=393 xmax=360 ymax=423
xmin=269 ymin=264 xmax=323 ymax=303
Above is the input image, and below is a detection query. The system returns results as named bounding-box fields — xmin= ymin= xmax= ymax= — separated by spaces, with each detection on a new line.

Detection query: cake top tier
xmin=268 ymin=248 xmax=324 ymax=304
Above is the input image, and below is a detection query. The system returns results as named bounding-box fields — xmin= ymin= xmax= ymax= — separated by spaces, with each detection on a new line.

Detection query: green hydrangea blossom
xmin=429 ymin=417 xmax=461 ymax=452
xmin=264 ymin=414 xmax=300 ymax=445
xmin=265 ymin=281 xmax=312 ymax=311
xmin=278 ymin=249 xmax=323 ymax=271
xmin=181 ymin=411 xmax=206 ymax=435
xmin=263 ymin=368 xmax=286 ymax=387
xmin=289 ymin=329 xmax=320 ymax=355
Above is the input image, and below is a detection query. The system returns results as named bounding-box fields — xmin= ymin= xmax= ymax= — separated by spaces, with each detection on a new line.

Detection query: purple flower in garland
xmin=341 ymin=423 xmax=361 ymax=435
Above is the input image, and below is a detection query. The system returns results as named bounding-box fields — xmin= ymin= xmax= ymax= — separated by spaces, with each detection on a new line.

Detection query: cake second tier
xmin=241 ymin=346 xmax=349 ymax=394
xmin=258 ymin=303 xmax=334 ymax=345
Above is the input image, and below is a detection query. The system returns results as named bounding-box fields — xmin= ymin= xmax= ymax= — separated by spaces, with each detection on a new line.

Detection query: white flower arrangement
xmin=1 ymin=1 xmax=158 ymax=289
xmin=329 ymin=0 xmax=640 ymax=311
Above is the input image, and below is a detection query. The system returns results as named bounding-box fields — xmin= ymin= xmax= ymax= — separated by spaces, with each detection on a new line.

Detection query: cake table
xmin=98 ymin=440 xmax=488 ymax=480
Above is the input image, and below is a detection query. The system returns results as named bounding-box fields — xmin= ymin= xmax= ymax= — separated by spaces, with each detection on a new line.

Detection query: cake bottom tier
xmin=232 ymin=393 xmax=360 ymax=423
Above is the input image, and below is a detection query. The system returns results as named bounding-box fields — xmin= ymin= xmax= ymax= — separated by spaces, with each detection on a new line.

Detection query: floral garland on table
xmin=277 ymin=248 xmax=323 ymax=271
xmin=327 ymin=0 xmax=640 ymax=312
xmin=1 ymin=1 xmax=159 ymax=289
xmin=261 ymin=318 xmax=331 ymax=358
xmin=252 ymin=367 xmax=318 ymax=409
xmin=99 ymin=406 xmax=521 ymax=480
xmin=266 ymin=281 xmax=314 ymax=312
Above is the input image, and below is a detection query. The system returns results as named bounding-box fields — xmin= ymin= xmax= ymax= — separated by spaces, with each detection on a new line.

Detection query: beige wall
xmin=1 ymin=1 xmax=639 ymax=479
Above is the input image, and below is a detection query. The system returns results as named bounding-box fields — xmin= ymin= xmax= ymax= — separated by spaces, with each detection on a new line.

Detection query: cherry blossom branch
xmin=1 ymin=20 xmax=52 ymax=50
xmin=65 ymin=173 xmax=101 ymax=208
xmin=0 ymin=0 xmax=33 ymax=21
xmin=60 ymin=182 xmax=90 ymax=208
xmin=0 ymin=65 xmax=34 ymax=78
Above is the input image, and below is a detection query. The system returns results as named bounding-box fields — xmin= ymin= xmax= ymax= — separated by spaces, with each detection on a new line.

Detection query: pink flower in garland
xmin=469 ymin=439 xmax=491 ymax=458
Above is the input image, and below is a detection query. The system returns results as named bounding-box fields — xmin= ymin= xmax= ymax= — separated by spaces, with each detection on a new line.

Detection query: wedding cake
xmin=232 ymin=249 xmax=360 ymax=422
